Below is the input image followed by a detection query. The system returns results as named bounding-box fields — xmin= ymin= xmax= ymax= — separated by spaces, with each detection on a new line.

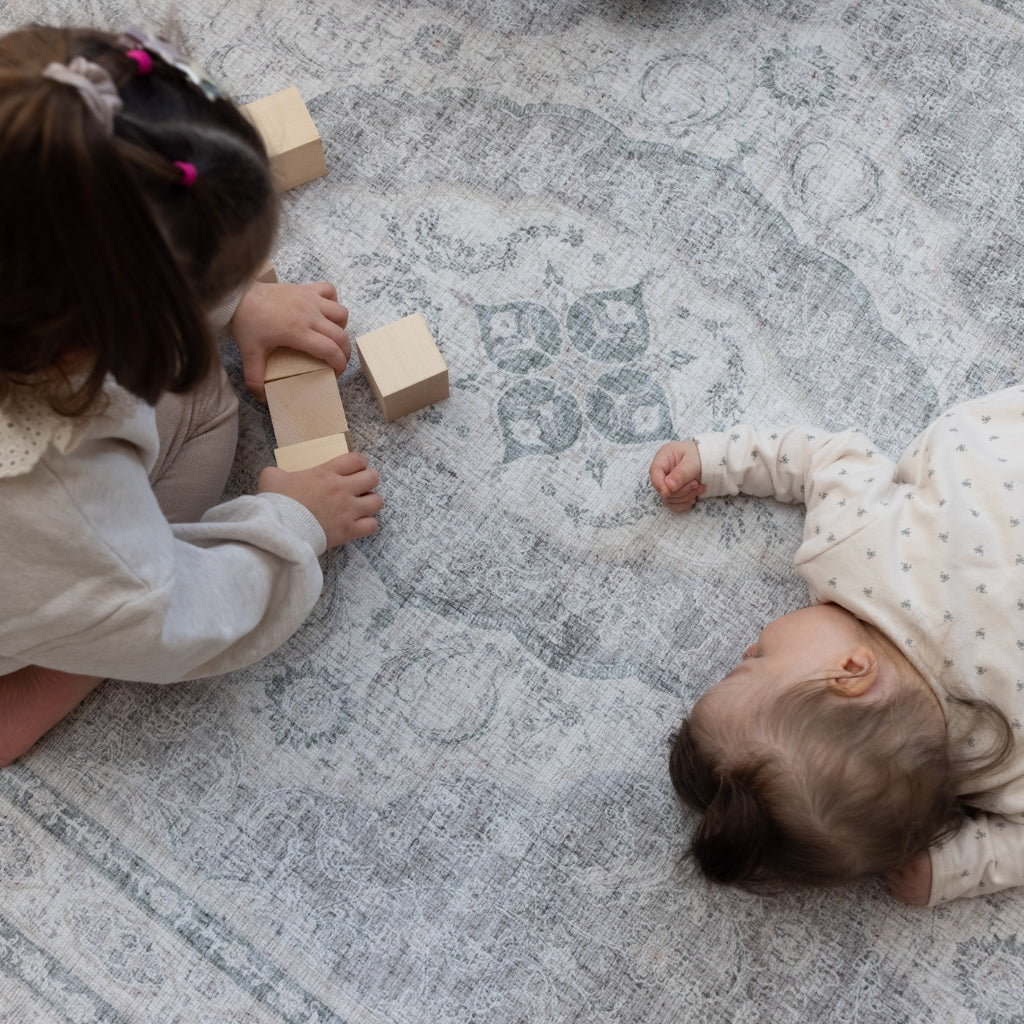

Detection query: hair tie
xmin=41 ymin=57 xmax=123 ymax=135
xmin=125 ymin=49 xmax=153 ymax=75
xmin=173 ymin=161 xmax=198 ymax=188
xmin=121 ymin=26 xmax=223 ymax=101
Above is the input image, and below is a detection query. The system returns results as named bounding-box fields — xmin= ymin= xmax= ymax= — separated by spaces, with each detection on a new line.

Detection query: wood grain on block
xmin=264 ymin=347 xmax=330 ymax=383
xmin=265 ymin=367 xmax=349 ymax=447
xmin=274 ymin=433 xmax=350 ymax=472
xmin=355 ymin=313 xmax=449 ymax=422
xmin=241 ymin=86 xmax=326 ymax=192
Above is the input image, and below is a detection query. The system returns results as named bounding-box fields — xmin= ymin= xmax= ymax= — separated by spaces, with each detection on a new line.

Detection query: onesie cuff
xmin=926 ymin=843 xmax=955 ymax=905
xmin=693 ymin=432 xmax=733 ymax=499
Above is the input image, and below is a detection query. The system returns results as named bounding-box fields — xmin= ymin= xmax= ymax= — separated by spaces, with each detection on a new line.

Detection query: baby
xmin=649 ymin=386 xmax=1024 ymax=905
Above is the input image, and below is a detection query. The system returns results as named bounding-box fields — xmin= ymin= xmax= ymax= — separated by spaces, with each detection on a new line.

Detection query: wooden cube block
xmin=275 ymin=432 xmax=350 ymax=471
xmin=356 ymin=313 xmax=449 ymax=422
xmin=242 ymin=86 xmax=326 ymax=192
xmin=265 ymin=347 xmax=330 ymax=383
xmin=265 ymin=367 xmax=350 ymax=448
xmin=255 ymin=261 xmax=278 ymax=284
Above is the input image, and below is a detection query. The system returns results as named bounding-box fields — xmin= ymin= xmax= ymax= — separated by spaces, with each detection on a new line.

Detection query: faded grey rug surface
xmin=2 ymin=1 xmax=1024 ymax=1021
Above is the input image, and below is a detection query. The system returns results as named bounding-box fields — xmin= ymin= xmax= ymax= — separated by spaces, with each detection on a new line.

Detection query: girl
xmin=650 ymin=386 xmax=1024 ymax=905
xmin=0 ymin=25 xmax=382 ymax=765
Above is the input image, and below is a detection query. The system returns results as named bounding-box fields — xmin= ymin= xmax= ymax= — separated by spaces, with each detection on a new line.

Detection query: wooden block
xmin=265 ymin=367 xmax=350 ymax=447
xmin=265 ymin=347 xmax=330 ymax=383
xmin=275 ymin=432 xmax=350 ymax=471
xmin=355 ymin=313 xmax=449 ymax=422
xmin=241 ymin=86 xmax=326 ymax=192
xmin=256 ymin=261 xmax=277 ymax=284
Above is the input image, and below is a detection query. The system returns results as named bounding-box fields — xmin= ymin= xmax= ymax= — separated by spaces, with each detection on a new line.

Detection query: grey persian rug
xmin=2 ymin=0 xmax=1023 ymax=1021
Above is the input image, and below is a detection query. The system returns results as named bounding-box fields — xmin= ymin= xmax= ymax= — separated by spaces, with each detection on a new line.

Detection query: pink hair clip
xmin=125 ymin=49 xmax=153 ymax=74
xmin=173 ymin=161 xmax=198 ymax=188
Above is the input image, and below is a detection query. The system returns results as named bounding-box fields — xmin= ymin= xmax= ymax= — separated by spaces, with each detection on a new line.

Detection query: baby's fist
xmin=649 ymin=440 xmax=705 ymax=511
xmin=883 ymin=852 xmax=932 ymax=906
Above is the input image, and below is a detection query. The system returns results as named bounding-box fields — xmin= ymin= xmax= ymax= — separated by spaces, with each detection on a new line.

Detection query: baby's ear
xmin=827 ymin=646 xmax=879 ymax=697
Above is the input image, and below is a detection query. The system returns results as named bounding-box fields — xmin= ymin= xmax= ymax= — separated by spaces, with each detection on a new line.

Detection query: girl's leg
xmin=0 ymin=366 xmax=240 ymax=766
xmin=149 ymin=363 xmax=240 ymax=522
xmin=0 ymin=668 xmax=103 ymax=767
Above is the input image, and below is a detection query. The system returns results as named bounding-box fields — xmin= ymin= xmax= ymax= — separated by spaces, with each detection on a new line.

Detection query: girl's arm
xmin=0 ymin=446 xmax=330 ymax=684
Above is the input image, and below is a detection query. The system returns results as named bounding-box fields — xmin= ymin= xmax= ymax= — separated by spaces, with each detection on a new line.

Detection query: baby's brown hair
xmin=0 ymin=24 xmax=278 ymax=413
xmin=670 ymin=670 xmax=1014 ymax=889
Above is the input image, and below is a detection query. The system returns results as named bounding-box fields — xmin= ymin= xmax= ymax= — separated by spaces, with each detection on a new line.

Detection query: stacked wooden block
xmin=245 ymin=88 xmax=450 ymax=470
xmin=265 ymin=352 xmax=351 ymax=472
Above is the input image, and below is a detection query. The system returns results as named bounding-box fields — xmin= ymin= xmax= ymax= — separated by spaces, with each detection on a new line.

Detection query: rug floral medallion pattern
xmin=2 ymin=0 xmax=1024 ymax=1022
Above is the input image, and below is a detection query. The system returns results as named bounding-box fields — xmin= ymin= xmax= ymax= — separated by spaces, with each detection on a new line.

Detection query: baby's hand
xmin=883 ymin=851 xmax=932 ymax=906
xmin=258 ymin=452 xmax=382 ymax=548
xmin=231 ymin=281 xmax=351 ymax=401
xmin=649 ymin=440 xmax=705 ymax=511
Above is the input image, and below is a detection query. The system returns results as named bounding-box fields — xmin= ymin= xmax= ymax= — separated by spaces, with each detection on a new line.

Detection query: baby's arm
xmin=649 ymin=440 xmax=706 ymax=511
xmin=923 ymin=811 xmax=1024 ymax=904
xmin=691 ymin=423 xmax=898 ymax=512
xmin=230 ymin=281 xmax=351 ymax=400
xmin=649 ymin=427 xmax=868 ymax=512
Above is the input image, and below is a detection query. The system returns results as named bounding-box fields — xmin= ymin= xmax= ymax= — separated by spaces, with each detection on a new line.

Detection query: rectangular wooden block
xmin=255 ymin=261 xmax=278 ymax=284
xmin=355 ymin=312 xmax=449 ymax=422
xmin=275 ymin=432 xmax=350 ymax=472
xmin=265 ymin=367 xmax=349 ymax=448
xmin=241 ymin=86 xmax=327 ymax=192
xmin=265 ymin=347 xmax=330 ymax=383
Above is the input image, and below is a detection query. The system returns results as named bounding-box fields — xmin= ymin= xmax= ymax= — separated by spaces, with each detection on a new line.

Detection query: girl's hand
xmin=649 ymin=440 xmax=705 ymax=511
xmin=258 ymin=452 xmax=382 ymax=549
xmin=231 ymin=281 xmax=351 ymax=400
xmin=883 ymin=851 xmax=933 ymax=906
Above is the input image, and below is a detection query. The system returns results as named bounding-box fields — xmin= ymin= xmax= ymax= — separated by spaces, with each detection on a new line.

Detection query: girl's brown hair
xmin=669 ymin=673 xmax=1015 ymax=889
xmin=0 ymin=25 xmax=278 ymax=413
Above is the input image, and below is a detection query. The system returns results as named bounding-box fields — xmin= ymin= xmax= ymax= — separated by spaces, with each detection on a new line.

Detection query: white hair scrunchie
xmin=41 ymin=57 xmax=124 ymax=135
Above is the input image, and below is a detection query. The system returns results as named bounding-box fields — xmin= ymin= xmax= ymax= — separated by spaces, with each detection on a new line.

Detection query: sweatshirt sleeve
xmin=0 ymin=448 xmax=329 ymax=683
xmin=929 ymin=813 xmax=1024 ymax=904
xmin=207 ymin=286 xmax=246 ymax=335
